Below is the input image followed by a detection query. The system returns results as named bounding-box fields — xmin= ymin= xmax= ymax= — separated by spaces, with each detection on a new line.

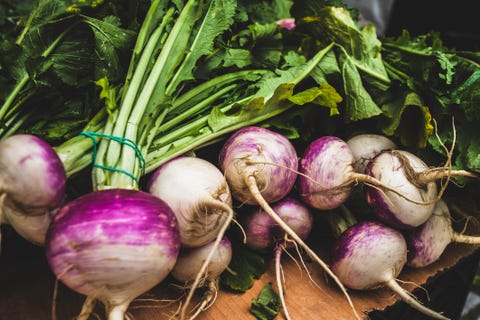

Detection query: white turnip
xmin=365 ymin=150 xmax=476 ymax=229
xmin=45 ymin=189 xmax=181 ymax=320
xmin=219 ymin=126 xmax=361 ymax=320
xmin=0 ymin=134 xmax=66 ymax=246
xmin=331 ymin=220 xmax=449 ymax=320
xmin=346 ymin=133 xmax=397 ymax=173
xmin=404 ymin=199 xmax=480 ymax=268
xmin=171 ymin=236 xmax=232 ymax=320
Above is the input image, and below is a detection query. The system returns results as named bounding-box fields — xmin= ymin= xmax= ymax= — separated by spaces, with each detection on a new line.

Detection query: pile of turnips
xmin=1 ymin=126 xmax=478 ymax=320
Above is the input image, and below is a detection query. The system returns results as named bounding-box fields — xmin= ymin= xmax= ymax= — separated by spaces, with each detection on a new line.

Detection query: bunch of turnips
xmin=2 ymin=0 xmax=480 ymax=320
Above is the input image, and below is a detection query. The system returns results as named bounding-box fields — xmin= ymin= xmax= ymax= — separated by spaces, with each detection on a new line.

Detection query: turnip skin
xmin=241 ymin=197 xmax=314 ymax=320
xmin=332 ymin=221 xmax=407 ymax=290
xmin=219 ymin=127 xmax=361 ymax=320
xmin=172 ymin=236 xmax=232 ymax=284
xmin=242 ymin=197 xmax=314 ymax=251
xmin=331 ymin=220 xmax=449 ymax=320
xmin=45 ymin=189 xmax=180 ymax=320
xmin=219 ymin=126 xmax=298 ymax=205
xmin=405 ymin=199 xmax=480 ymax=268
xmin=346 ymin=133 xmax=397 ymax=173
xmin=0 ymin=134 xmax=66 ymax=245
xmin=298 ymin=136 xmax=356 ymax=210
xmin=365 ymin=150 xmax=438 ymax=229
xmin=148 ymin=156 xmax=233 ymax=248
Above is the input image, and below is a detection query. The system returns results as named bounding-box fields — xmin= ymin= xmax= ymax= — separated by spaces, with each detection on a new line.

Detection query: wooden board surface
xmin=0 ymin=225 xmax=478 ymax=320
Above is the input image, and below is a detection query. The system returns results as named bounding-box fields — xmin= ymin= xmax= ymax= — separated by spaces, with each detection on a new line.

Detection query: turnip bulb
xmin=148 ymin=156 xmax=233 ymax=248
xmin=240 ymin=197 xmax=314 ymax=320
xmin=331 ymin=220 xmax=449 ymax=320
xmin=404 ymin=199 xmax=480 ymax=268
xmin=148 ymin=156 xmax=234 ymax=320
xmin=298 ymin=135 xmax=393 ymax=211
xmin=219 ymin=127 xmax=361 ymax=320
xmin=366 ymin=149 xmax=477 ymax=230
xmin=0 ymin=134 xmax=66 ymax=245
xmin=172 ymin=236 xmax=232 ymax=285
xmin=45 ymin=189 xmax=180 ymax=320
xmin=219 ymin=126 xmax=298 ymax=205
xmin=241 ymin=197 xmax=313 ymax=252
xmin=346 ymin=133 xmax=397 ymax=173
xmin=365 ymin=150 xmax=438 ymax=229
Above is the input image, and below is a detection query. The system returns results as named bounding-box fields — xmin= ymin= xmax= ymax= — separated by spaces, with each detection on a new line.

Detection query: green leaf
xmin=83 ymin=15 xmax=137 ymax=82
xmin=220 ymin=243 xmax=267 ymax=292
xmin=341 ymin=57 xmax=383 ymax=121
xmin=288 ymin=82 xmax=342 ymax=116
xmin=250 ymin=283 xmax=282 ymax=320
xmin=166 ymin=0 xmax=237 ymax=94
xmin=380 ymin=92 xmax=434 ymax=148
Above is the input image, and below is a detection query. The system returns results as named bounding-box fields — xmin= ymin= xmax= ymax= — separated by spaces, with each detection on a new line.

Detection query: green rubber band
xmin=80 ymin=131 xmax=146 ymax=184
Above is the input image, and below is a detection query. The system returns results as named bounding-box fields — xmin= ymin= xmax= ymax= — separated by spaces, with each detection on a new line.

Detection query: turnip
xmin=331 ymin=219 xmax=450 ymax=320
xmin=298 ymin=135 xmax=407 ymax=211
xmin=0 ymin=134 xmax=66 ymax=246
xmin=240 ymin=197 xmax=314 ymax=320
xmin=365 ymin=150 xmax=476 ymax=229
xmin=404 ymin=199 xmax=480 ymax=268
xmin=45 ymin=189 xmax=180 ymax=320
xmin=171 ymin=236 xmax=232 ymax=320
xmin=147 ymin=156 xmax=234 ymax=320
xmin=346 ymin=133 xmax=397 ymax=173
xmin=219 ymin=126 xmax=361 ymax=319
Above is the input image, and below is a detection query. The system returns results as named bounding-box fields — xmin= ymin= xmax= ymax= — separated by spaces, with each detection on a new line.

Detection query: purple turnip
xmin=45 ymin=189 xmax=180 ymax=320
xmin=219 ymin=126 xmax=361 ymax=319
xmin=404 ymin=199 xmax=480 ymax=268
xmin=240 ymin=197 xmax=314 ymax=320
xmin=298 ymin=135 xmax=394 ymax=211
xmin=0 ymin=134 xmax=66 ymax=246
xmin=332 ymin=220 xmax=449 ymax=320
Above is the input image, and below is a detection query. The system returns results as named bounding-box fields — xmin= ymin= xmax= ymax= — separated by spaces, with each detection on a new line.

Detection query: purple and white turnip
xmin=0 ymin=134 xmax=66 ymax=246
xmin=405 ymin=199 xmax=480 ymax=268
xmin=365 ymin=150 xmax=476 ymax=229
xmin=240 ymin=196 xmax=314 ymax=320
xmin=45 ymin=189 xmax=181 ymax=320
xmin=331 ymin=220 xmax=449 ymax=320
xmin=219 ymin=126 xmax=361 ymax=319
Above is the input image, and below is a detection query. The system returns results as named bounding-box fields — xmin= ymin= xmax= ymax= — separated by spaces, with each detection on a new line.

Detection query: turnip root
xmin=148 ymin=156 xmax=234 ymax=320
xmin=219 ymin=126 xmax=361 ymax=320
xmin=171 ymin=236 xmax=232 ymax=320
xmin=331 ymin=220 xmax=450 ymax=320
xmin=405 ymin=199 xmax=480 ymax=267
xmin=0 ymin=134 xmax=66 ymax=246
xmin=45 ymin=189 xmax=180 ymax=320
xmin=365 ymin=150 xmax=476 ymax=229
xmin=240 ymin=197 xmax=314 ymax=320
